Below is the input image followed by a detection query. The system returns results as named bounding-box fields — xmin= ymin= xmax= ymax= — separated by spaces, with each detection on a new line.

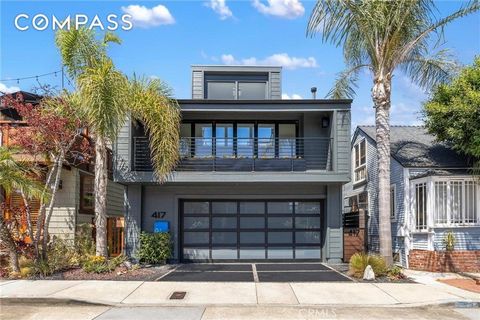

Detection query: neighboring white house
xmin=344 ymin=125 xmax=479 ymax=267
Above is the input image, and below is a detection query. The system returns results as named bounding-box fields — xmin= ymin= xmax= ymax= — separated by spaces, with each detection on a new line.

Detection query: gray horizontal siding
xmin=192 ymin=70 xmax=204 ymax=99
xmin=412 ymin=233 xmax=429 ymax=250
xmin=433 ymin=227 xmax=480 ymax=251
xmin=107 ymin=180 xmax=125 ymax=217
xmin=336 ymin=110 xmax=351 ymax=174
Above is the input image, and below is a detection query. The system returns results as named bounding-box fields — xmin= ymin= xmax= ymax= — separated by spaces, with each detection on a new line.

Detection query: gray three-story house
xmin=114 ymin=65 xmax=351 ymax=263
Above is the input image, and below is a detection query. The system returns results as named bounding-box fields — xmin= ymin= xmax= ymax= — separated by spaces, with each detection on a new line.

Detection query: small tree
xmin=423 ymin=57 xmax=480 ymax=168
xmin=2 ymin=92 xmax=91 ymax=260
xmin=0 ymin=147 xmax=44 ymax=272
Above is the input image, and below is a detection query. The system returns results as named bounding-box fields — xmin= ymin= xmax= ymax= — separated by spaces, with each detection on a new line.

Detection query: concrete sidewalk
xmin=1 ymin=278 xmax=478 ymax=308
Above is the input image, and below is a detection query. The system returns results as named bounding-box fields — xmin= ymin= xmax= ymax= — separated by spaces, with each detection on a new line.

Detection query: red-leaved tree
xmin=1 ymin=91 xmax=92 ymax=261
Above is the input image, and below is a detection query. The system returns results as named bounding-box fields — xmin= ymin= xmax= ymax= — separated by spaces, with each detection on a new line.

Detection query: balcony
xmin=133 ymin=136 xmax=333 ymax=172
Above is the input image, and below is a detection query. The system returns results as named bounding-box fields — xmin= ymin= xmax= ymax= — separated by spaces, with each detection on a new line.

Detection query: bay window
xmin=413 ymin=177 xmax=479 ymax=230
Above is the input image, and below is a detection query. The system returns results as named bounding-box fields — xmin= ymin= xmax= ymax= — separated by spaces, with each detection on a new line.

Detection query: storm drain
xmin=169 ymin=291 xmax=187 ymax=300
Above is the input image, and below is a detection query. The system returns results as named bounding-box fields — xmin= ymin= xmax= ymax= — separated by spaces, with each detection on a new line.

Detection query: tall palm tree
xmin=307 ymin=0 xmax=479 ymax=265
xmin=0 ymin=147 xmax=45 ymax=272
xmin=56 ymin=28 xmax=180 ymax=257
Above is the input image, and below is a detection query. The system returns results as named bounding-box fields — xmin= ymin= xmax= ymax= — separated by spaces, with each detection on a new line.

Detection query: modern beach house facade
xmin=115 ymin=65 xmax=352 ymax=262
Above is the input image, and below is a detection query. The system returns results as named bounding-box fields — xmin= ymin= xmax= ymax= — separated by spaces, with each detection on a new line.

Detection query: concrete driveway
xmin=158 ymin=263 xmax=351 ymax=282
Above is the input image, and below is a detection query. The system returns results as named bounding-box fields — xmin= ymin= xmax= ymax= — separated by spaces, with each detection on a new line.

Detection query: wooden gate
xmin=343 ymin=209 xmax=368 ymax=262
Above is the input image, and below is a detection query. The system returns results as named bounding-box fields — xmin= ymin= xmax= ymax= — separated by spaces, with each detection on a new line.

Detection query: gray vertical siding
xmin=125 ymin=185 xmax=143 ymax=257
xmin=326 ymin=184 xmax=343 ymax=262
xmin=269 ymin=71 xmax=281 ymax=99
xmin=335 ymin=110 xmax=351 ymax=174
xmin=192 ymin=70 xmax=204 ymax=99
xmin=114 ymin=115 xmax=131 ymax=181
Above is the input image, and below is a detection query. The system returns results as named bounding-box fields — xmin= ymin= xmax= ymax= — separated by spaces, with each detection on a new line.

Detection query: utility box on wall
xmin=153 ymin=220 xmax=170 ymax=233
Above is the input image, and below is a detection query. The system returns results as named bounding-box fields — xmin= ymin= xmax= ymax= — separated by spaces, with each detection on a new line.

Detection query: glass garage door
xmin=181 ymin=200 xmax=323 ymax=261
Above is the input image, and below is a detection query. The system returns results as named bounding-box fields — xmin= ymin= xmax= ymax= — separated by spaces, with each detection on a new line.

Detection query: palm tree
xmin=0 ymin=147 xmax=45 ymax=272
xmin=56 ymin=28 xmax=180 ymax=257
xmin=307 ymin=0 xmax=479 ymax=265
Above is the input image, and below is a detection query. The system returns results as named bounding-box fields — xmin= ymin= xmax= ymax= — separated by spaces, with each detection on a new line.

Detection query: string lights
xmin=0 ymin=70 xmax=63 ymax=84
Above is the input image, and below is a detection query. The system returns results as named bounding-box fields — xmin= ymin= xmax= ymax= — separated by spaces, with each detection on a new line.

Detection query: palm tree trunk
xmin=94 ymin=136 xmax=109 ymax=257
xmin=372 ymin=74 xmax=393 ymax=266
xmin=34 ymin=164 xmax=56 ymax=260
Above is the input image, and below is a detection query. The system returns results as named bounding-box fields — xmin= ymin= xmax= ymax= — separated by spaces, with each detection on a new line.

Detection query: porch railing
xmin=133 ymin=136 xmax=333 ymax=172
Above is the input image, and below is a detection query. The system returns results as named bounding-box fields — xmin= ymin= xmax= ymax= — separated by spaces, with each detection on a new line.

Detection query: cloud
xmin=205 ymin=0 xmax=233 ymax=20
xmin=0 ymin=82 xmax=20 ymax=94
xmin=282 ymin=93 xmax=303 ymax=99
xmin=220 ymin=53 xmax=317 ymax=70
xmin=252 ymin=0 xmax=304 ymax=19
xmin=121 ymin=4 xmax=175 ymax=28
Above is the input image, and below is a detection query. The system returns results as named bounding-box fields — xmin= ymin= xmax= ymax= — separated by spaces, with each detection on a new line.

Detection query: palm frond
xmin=401 ymin=49 xmax=459 ymax=90
xmin=0 ymin=147 xmax=46 ymax=201
xmin=128 ymin=77 xmax=181 ymax=182
xmin=77 ymin=58 xmax=129 ymax=139
xmin=327 ymin=64 xmax=369 ymax=99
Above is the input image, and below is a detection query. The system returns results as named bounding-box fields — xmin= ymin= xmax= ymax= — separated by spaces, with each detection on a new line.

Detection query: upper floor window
xmin=353 ymin=139 xmax=366 ymax=183
xmin=205 ymin=73 xmax=268 ymax=100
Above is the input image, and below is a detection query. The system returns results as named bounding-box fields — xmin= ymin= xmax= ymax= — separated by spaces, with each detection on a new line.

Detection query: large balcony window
xmin=133 ymin=120 xmax=333 ymax=172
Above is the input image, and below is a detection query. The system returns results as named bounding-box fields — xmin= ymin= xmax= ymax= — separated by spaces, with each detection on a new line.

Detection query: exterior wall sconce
xmin=322 ymin=117 xmax=330 ymax=128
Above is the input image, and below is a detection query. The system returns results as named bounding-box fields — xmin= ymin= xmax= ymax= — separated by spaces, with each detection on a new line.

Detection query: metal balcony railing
xmin=133 ymin=136 xmax=333 ymax=172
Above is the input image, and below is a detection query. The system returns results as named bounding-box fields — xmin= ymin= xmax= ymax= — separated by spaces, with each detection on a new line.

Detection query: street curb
xmin=1 ymin=297 xmax=479 ymax=309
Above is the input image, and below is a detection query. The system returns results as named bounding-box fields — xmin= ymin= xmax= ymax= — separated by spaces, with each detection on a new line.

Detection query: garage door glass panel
xmin=184 ymin=217 xmax=209 ymax=230
xmin=184 ymin=232 xmax=209 ymax=244
xmin=184 ymin=202 xmax=209 ymax=214
xmin=212 ymin=201 xmax=237 ymax=214
xmin=296 ymin=201 xmax=321 ymax=214
xmin=268 ymin=202 xmax=294 ymax=214
xmin=268 ymin=217 xmax=293 ymax=229
xmin=212 ymin=232 xmax=237 ymax=244
xmin=240 ymin=217 xmax=265 ymax=229
xmin=212 ymin=248 xmax=237 ymax=259
xmin=268 ymin=232 xmax=292 ymax=243
xmin=240 ymin=248 xmax=266 ymax=259
xmin=295 ymin=217 xmax=320 ymax=229
xmin=183 ymin=248 xmax=209 ymax=260
xmin=240 ymin=202 xmax=264 ymax=214
xmin=268 ymin=248 xmax=293 ymax=259
xmin=212 ymin=217 xmax=237 ymax=229
xmin=240 ymin=232 xmax=265 ymax=244
xmin=296 ymin=247 xmax=321 ymax=259
xmin=296 ymin=231 xmax=321 ymax=244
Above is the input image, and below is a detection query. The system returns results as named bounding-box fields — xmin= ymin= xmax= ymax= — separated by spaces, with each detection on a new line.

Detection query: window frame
xmin=79 ymin=173 xmax=95 ymax=215
xmin=411 ymin=176 xmax=479 ymax=230
xmin=390 ymin=184 xmax=396 ymax=220
xmin=414 ymin=181 xmax=428 ymax=231
xmin=353 ymin=138 xmax=367 ymax=183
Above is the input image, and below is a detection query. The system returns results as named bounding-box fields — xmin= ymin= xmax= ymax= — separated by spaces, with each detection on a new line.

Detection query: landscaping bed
xmin=329 ymin=263 xmax=415 ymax=283
xmin=38 ymin=264 xmax=176 ymax=281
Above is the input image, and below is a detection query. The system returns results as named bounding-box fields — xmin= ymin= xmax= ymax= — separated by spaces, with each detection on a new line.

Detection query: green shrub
xmin=74 ymin=224 xmax=96 ymax=261
xmin=443 ymin=231 xmax=456 ymax=251
xmin=137 ymin=232 xmax=172 ymax=264
xmin=349 ymin=252 xmax=387 ymax=278
xmin=386 ymin=265 xmax=405 ymax=280
xmin=82 ymin=255 xmax=126 ymax=273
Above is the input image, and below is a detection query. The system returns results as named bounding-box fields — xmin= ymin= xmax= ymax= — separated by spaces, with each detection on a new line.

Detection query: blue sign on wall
xmin=154 ymin=220 xmax=170 ymax=233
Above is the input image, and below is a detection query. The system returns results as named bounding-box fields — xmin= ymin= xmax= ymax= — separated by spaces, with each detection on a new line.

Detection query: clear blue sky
xmin=1 ymin=0 xmax=479 ymax=128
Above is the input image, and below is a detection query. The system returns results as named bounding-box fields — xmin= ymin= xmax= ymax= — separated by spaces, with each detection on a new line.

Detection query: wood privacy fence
xmin=343 ymin=209 xmax=368 ymax=262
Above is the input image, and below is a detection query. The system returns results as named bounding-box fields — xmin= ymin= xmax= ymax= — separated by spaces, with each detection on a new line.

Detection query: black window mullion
xmin=293 ymin=201 xmax=296 ymax=259
xmin=191 ymin=123 xmax=196 ymax=157
xmin=209 ymin=201 xmax=212 ymax=260
xmin=237 ymin=201 xmax=240 ymax=259
xmin=264 ymin=201 xmax=268 ymax=259
xmin=233 ymin=123 xmax=238 ymax=158
xmin=275 ymin=122 xmax=279 ymax=158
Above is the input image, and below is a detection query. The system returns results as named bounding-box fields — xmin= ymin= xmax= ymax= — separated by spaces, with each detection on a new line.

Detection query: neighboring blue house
xmin=344 ymin=125 xmax=479 ymax=267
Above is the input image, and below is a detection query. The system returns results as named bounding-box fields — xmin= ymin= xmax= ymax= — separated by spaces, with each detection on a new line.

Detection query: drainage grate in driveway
xmin=169 ymin=291 xmax=187 ymax=300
